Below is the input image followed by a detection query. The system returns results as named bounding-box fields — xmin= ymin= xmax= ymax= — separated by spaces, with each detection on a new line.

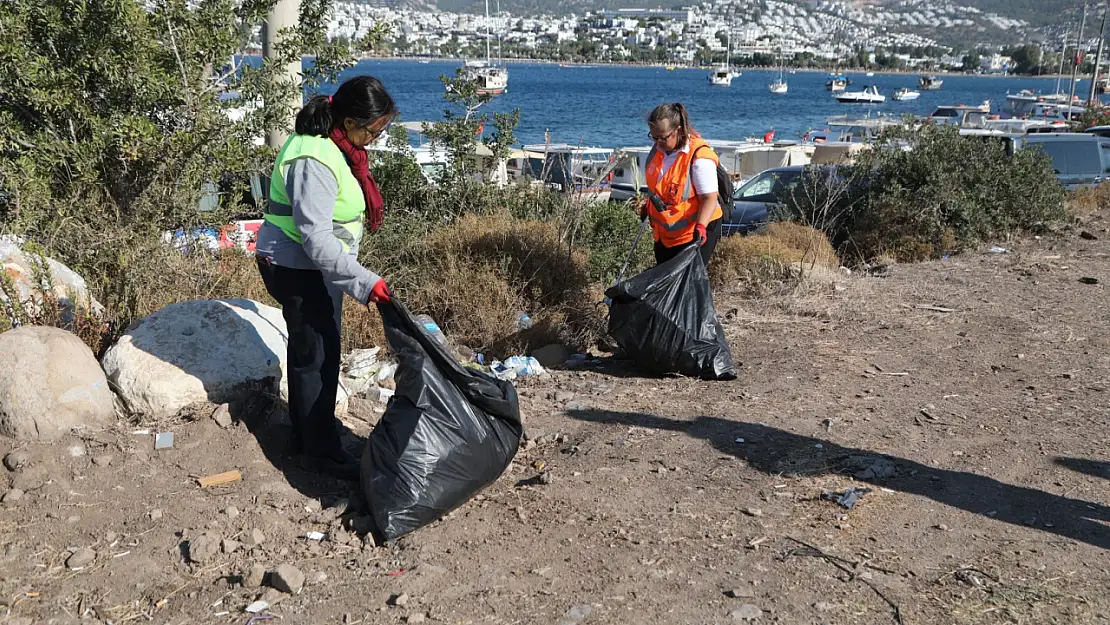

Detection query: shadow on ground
xmin=1055 ymin=456 xmax=1110 ymax=482
xmin=566 ymin=409 xmax=1110 ymax=551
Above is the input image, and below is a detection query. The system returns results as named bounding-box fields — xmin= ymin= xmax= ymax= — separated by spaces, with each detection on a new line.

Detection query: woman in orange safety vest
xmin=642 ymin=103 xmax=724 ymax=267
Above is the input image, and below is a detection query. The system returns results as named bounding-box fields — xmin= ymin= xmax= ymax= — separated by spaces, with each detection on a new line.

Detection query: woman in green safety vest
xmin=255 ymin=75 xmax=396 ymax=481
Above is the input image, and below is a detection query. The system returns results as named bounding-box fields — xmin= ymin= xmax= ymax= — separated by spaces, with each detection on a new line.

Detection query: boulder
xmin=101 ymin=299 xmax=347 ymax=419
xmin=0 ymin=237 xmax=103 ymax=327
xmin=0 ymin=327 xmax=116 ymax=440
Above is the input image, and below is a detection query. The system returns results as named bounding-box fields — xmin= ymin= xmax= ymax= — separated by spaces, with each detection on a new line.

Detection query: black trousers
xmin=257 ymin=257 xmax=345 ymax=457
xmin=654 ymin=218 xmax=722 ymax=268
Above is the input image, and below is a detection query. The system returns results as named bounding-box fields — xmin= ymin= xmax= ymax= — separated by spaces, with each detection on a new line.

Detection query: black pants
xmin=257 ymin=257 xmax=345 ymax=458
xmin=654 ymin=219 xmax=722 ymax=268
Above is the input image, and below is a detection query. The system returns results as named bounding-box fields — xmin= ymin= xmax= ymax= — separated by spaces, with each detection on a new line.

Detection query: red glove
xmin=692 ymin=223 xmax=708 ymax=247
xmin=369 ymin=279 xmax=391 ymax=304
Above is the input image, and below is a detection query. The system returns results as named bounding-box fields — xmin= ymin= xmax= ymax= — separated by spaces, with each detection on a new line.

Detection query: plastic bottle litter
xmin=490 ymin=356 xmax=546 ymax=381
xmin=988 ymin=246 xmax=1009 ymax=254
xmin=154 ymin=432 xmax=174 ymax=450
xmin=375 ymin=362 xmax=398 ymax=383
xmin=515 ymin=312 xmax=534 ymax=331
xmin=414 ymin=314 xmax=450 ymax=349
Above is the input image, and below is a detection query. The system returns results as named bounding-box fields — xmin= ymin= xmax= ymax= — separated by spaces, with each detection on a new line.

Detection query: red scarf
xmin=329 ymin=127 xmax=385 ymax=233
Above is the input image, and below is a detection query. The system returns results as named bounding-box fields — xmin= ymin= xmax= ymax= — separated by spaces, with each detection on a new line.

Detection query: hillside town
xmin=327 ymin=0 xmax=1037 ymax=68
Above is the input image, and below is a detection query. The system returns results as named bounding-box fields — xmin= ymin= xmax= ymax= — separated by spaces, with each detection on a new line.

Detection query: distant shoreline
xmin=362 ymin=56 xmax=1095 ymax=81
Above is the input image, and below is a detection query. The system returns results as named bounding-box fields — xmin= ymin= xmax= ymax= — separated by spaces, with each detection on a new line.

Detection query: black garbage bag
xmin=605 ymin=245 xmax=736 ymax=381
xmin=361 ymin=300 xmax=522 ymax=541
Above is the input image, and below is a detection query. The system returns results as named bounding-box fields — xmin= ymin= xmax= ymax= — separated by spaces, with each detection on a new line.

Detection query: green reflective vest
xmin=265 ymin=134 xmax=366 ymax=253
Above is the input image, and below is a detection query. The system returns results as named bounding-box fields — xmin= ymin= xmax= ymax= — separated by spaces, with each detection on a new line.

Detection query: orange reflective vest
xmin=645 ymin=136 xmax=724 ymax=248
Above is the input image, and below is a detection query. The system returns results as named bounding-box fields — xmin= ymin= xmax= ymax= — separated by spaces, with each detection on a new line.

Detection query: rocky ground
xmin=2 ymin=223 xmax=1110 ymax=625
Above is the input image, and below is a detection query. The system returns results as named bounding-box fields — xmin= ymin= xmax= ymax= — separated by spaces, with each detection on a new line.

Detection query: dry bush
xmin=1068 ymin=183 xmax=1110 ymax=218
xmin=400 ymin=215 xmax=603 ymax=356
xmin=710 ymin=224 xmax=839 ymax=295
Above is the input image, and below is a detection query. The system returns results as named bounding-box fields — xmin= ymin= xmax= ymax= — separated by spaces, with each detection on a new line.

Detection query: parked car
xmin=725 ymin=166 xmax=807 ymax=235
xmin=1016 ymin=133 xmax=1110 ymax=190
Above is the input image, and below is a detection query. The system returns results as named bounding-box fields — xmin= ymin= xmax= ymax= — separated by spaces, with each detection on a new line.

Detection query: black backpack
xmin=647 ymin=144 xmax=734 ymax=223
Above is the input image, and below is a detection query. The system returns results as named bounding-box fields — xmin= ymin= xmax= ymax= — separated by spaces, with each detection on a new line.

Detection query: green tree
xmin=0 ymin=0 xmax=384 ymax=325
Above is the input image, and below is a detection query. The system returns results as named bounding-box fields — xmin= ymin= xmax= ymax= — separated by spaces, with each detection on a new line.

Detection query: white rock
xmin=100 ymin=299 xmax=348 ymax=419
xmin=0 ymin=238 xmax=104 ymax=327
xmin=0 ymin=326 xmax=116 ymax=440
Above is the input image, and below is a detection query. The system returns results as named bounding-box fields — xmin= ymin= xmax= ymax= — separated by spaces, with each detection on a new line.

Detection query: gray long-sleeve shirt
xmin=255 ymin=157 xmax=380 ymax=304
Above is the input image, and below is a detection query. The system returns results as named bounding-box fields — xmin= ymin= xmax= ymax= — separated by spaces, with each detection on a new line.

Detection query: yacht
xmin=892 ymin=87 xmax=920 ymax=101
xmin=708 ymin=31 xmax=735 ymax=87
xmin=826 ymin=74 xmax=848 ymax=92
xmin=835 ymin=85 xmax=885 ymax=104
xmin=460 ymin=0 xmax=507 ymax=95
xmin=769 ymin=49 xmax=788 ymax=94
xmin=919 ymin=75 xmax=943 ymax=90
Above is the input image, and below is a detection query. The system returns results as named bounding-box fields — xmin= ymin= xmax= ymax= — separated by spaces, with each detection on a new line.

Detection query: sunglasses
xmin=649 ymin=128 xmax=679 ymax=143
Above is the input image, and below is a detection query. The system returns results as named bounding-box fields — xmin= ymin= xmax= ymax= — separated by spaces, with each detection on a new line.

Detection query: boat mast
xmin=1057 ymin=33 xmax=1068 ymax=95
xmin=485 ymin=0 xmax=492 ymax=65
xmin=1069 ymin=2 xmax=1089 ymax=107
xmin=496 ymin=0 xmax=502 ymax=66
xmin=1089 ymin=6 xmax=1107 ymax=104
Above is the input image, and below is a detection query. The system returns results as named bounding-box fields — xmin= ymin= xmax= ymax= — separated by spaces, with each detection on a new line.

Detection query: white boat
xmin=708 ymin=31 xmax=734 ymax=86
xmin=835 ymin=85 xmax=885 ymax=104
xmin=866 ymin=72 xmax=875 ymax=77
xmin=826 ymin=74 xmax=848 ymax=92
xmin=768 ymin=48 xmax=788 ymax=94
xmin=460 ymin=0 xmax=507 ymax=95
xmin=520 ymin=144 xmax=614 ymax=202
xmin=892 ymin=87 xmax=920 ymax=101
xmin=919 ymin=75 xmax=943 ymax=91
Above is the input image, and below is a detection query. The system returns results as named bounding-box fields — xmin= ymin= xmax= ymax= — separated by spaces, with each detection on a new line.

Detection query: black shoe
xmin=298 ymin=449 xmax=361 ymax=481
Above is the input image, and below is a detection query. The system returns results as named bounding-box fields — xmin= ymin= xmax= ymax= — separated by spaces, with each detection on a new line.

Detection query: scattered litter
xmin=987 ymin=246 xmax=1009 ymax=254
xmin=1079 ymin=277 xmax=1100 ymax=285
xmin=244 ymin=600 xmax=269 ymax=614
xmin=734 ymin=438 xmax=745 ymax=444
xmin=305 ymin=532 xmax=326 ymax=541
xmin=814 ymin=444 xmax=824 ymax=450
xmin=112 ymin=551 xmax=130 ymax=558
xmin=197 ymin=470 xmax=242 ymax=488
xmin=822 ymin=487 xmax=872 ymax=510
xmin=916 ymin=304 xmax=956 ymax=313
xmin=368 ymin=387 xmax=395 ymax=405
xmin=213 ymin=612 xmax=229 ymax=617
xmin=515 ymin=311 xmax=533 ymax=331
xmin=154 ymin=432 xmax=174 ymax=450
xmin=343 ymin=347 xmax=381 ymax=377
xmin=375 ymin=362 xmax=398 ymax=383
xmin=414 ymin=314 xmax=450 ymax=350
xmin=132 ymin=429 xmax=151 ymax=436
xmin=245 ymin=615 xmax=276 ymax=625
xmin=490 ymin=356 xmax=545 ymax=381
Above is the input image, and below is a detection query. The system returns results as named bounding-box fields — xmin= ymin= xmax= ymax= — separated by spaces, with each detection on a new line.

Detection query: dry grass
xmin=399 ymin=214 xmax=603 ymax=357
xmin=1067 ymin=183 xmax=1110 ymax=218
xmin=710 ymin=222 xmax=839 ymax=295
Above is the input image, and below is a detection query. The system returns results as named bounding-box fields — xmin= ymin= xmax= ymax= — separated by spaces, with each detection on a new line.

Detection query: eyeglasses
xmin=649 ymin=128 xmax=679 ymax=143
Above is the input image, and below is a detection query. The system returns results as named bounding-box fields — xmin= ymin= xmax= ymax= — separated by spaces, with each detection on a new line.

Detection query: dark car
xmin=724 ymin=165 xmax=806 ymax=235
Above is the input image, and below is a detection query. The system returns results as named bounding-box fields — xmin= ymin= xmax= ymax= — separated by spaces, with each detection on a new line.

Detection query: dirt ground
xmin=2 ymin=221 xmax=1110 ymax=625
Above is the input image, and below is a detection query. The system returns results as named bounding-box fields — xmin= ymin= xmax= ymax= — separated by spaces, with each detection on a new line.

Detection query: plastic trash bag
xmin=361 ymin=300 xmax=523 ymax=541
xmin=604 ymin=245 xmax=736 ymax=381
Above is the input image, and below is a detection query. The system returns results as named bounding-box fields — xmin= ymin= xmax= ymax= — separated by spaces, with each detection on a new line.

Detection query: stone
xmin=553 ymin=391 xmax=575 ymax=404
xmin=414 ymin=563 xmax=448 ymax=576
xmin=211 ymin=404 xmax=233 ymax=429
xmin=405 ymin=614 xmax=426 ymax=624
xmin=243 ymin=563 xmax=266 ymax=589
xmin=149 ymin=508 xmax=163 ymax=521
xmin=222 ymin=539 xmax=241 ymax=554
xmin=0 ymin=327 xmax=116 ymax=440
xmin=3 ymin=450 xmax=29 ymax=471
xmin=743 ymin=507 xmax=763 ymax=518
xmin=530 ymin=344 xmax=570 ymax=368
xmin=0 ymin=239 xmax=104 ymax=326
xmin=1 ymin=488 xmax=24 ymax=504
xmin=68 ymin=442 xmax=87 ymax=457
xmin=92 ymin=454 xmax=113 ymax=467
xmin=556 ymin=604 xmax=593 ymax=625
xmin=224 ymin=506 xmax=240 ymax=519
xmin=310 ymin=571 xmax=328 ymax=585
xmin=271 ymin=563 xmax=305 ymax=594
xmin=243 ymin=528 xmax=266 ymax=549
xmin=815 ymin=602 xmax=838 ymax=612
xmin=391 ymin=593 xmax=410 ymax=607
xmin=305 ymin=499 xmax=322 ymax=513
xmin=730 ymin=604 xmax=763 ymax=621
xmin=725 ymin=589 xmax=754 ymax=599
xmin=187 ymin=533 xmax=221 ymax=564
xmin=66 ymin=547 xmax=96 ymax=569
xmin=100 ymin=299 xmax=348 ymax=419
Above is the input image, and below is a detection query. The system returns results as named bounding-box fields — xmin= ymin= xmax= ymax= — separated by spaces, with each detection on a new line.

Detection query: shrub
xmin=574 ymin=200 xmax=654 ymax=286
xmin=710 ymin=223 xmax=838 ymax=294
xmin=781 ymin=124 xmax=1068 ymax=263
xmin=1068 ymin=182 xmax=1110 ymax=217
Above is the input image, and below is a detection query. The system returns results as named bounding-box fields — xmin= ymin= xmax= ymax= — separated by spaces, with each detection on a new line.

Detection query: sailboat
xmin=461 ymin=0 xmax=508 ymax=96
xmin=768 ymin=48 xmax=788 ymax=94
xmin=708 ymin=31 xmax=734 ymax=86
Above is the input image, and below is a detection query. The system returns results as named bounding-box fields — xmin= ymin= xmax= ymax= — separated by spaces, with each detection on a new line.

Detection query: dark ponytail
xmin=648 ymin=102 xmax=696 ymax=149
xmin=295 ymin=75 xmax=397 ymax=137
